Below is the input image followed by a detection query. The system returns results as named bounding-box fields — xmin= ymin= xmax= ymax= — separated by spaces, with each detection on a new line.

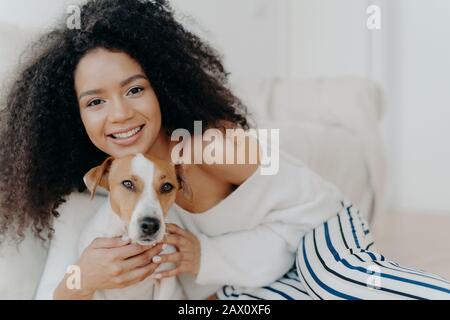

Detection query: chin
xmin=110 ymin=144 xmax=149 ymax=158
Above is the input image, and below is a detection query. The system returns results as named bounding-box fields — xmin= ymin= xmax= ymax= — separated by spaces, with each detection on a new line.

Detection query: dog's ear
xmin=174 ymin=164 xmax=193 ymax=202
xmin=83 ymin=157 xmax=114 ymax=200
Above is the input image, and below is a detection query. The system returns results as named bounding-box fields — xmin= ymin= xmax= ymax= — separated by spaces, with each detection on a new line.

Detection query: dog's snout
xmin=139 ymin=217 xmax=160 ymax=236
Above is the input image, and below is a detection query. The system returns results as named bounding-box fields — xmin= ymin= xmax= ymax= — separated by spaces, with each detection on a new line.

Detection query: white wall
xmin=171 ymin=0 xmax=372 ymax=79
xmin=0 ymin=0 xmax=76 ymax=28
xmin=384 ymin=0 xmax=450 ymax=212
xmin=171 ymin=0 xmax=289 ymax=81
xmin=0 ymin=0 xmax=84 ymax=81
xmin=289 ymin=0 xmax=372 ymax=78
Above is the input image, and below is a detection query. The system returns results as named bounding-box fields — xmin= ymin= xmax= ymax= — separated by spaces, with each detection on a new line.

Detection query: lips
xmin=108 ymin=124 xmax=144 ymax=138
xmin=107 ymin=124 xmax=145 ymax=146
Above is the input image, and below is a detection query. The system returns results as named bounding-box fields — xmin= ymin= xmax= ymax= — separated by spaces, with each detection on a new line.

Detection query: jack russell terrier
xmin=78 ymin=153 xmax=192 ymax=300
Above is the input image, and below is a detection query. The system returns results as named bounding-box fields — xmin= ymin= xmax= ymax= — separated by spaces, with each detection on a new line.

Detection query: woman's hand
xmin=152 ymin=224 xmax=201 ymax=279
xmin=54 ymin=236 xmax=163 ymax=299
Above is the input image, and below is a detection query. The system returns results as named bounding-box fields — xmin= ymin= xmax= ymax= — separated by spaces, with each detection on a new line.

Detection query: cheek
xmin=80 ymin=110 xmax=107 ymax=144
xmin=139 ymin=92 xmax=162 ymax=125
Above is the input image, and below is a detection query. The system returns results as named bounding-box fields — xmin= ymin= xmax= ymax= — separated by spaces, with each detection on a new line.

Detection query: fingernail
xmin=162 ymin=244 xmax=168 ymax=250
xmin=151 ymin=273 xmax=162 ymax=279
xmin=152 ymin=256 xmax=161 ymax=263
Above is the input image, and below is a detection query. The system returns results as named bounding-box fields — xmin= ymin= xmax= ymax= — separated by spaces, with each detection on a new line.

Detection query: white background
xmin=1 ymin=0 xmax=450 ymax=214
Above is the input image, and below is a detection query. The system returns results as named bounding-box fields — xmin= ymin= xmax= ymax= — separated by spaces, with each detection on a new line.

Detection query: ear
xmin=174 ymin=164 xmax=193 ymax=202
xmin=83 ymin=157 xmax=114 ymax=200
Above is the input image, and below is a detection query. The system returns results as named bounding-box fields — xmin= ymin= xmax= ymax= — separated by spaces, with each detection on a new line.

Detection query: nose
xmin=109 ymin=97 xmax=134 ymax=123
xmin=139 ymin=217 xmax=160 ymax=236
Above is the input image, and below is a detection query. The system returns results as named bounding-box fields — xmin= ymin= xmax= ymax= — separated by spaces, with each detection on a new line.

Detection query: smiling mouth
xmin=109 ymin=125 xmax=145 ymax=139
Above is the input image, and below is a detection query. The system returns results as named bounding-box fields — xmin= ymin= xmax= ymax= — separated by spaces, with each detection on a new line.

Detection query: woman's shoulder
xmin=198 ymin=121 xmax=260 ymax=185
xmin=195 ymin=119 xmax=343 ymax=200
xmin=197 ymin=141 xmax=318 ymax=187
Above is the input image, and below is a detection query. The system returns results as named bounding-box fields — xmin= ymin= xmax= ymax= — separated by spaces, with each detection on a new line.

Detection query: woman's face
xmin=75 ymin=48 xmax=163 ymax=158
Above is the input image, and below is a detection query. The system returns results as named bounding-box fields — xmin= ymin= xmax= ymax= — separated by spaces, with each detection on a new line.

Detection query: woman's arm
xmin=53 ymin=274 xmax=95 ymax=300
xmin=155 ymin=223 xmax=295 ymax=288
xmin=195 ymin=224 xmax=296 ymax=287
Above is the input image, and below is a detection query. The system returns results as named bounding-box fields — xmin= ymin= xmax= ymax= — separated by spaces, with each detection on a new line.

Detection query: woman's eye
xmin=87 ymin=99 xmax=105 ymax=107
xmin=127 ymin=87 xmax=144 ymax=96
xmin=121 ymin=180 xmax=135 ymax=191
xmin=160 ymin=182 xmax=174 ymax=193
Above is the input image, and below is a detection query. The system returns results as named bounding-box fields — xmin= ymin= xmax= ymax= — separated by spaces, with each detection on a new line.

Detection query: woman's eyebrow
xmin=79 ymin=89 xmax=103 ymax=100
xmin=120 ymin=74 xmax=148 ymax=87
xmin=78 ymin=74 xmax=148 ymax=100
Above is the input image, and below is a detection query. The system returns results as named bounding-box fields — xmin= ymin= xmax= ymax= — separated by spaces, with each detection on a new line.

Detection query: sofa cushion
xmin=0 ymin=232 xmax=49 ymax=299
xmin=262 ymin=120 xmax=372 ymax=219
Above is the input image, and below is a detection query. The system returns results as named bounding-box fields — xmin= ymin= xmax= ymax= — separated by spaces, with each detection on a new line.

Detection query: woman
xmin=1 ymin=0 xmax=450 ymax=300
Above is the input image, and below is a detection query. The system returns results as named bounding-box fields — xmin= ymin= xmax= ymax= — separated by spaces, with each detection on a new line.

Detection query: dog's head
xmin=83 ymin=154 xmax=192 ymax=245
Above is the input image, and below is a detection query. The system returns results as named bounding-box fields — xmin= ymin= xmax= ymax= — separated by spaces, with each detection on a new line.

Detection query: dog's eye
xmin=160 ymin=182 xmax=174 ymax=193
xmin=121 ymin=180 xmax=135 ymax=191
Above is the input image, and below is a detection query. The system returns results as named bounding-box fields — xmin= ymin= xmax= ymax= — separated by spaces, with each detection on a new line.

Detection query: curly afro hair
xmin=0 ymin=0 xmax=250 ymax=243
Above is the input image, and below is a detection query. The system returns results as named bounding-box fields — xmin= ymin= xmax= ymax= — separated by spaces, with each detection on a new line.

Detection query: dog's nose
xmin=139 ymin=217 xmax=160 ymax=236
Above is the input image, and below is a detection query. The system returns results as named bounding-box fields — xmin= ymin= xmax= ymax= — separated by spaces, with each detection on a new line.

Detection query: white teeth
xmin=112 ymin=126 xmax=142 ymax=139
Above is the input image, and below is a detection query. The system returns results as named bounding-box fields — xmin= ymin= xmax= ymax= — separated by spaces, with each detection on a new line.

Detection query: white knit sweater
xmin=172 ymin=151 xmax=344 ymax=299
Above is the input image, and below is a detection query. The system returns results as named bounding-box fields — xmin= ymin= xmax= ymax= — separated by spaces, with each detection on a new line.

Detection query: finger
xmin=166 ymin=223 xmax=192 ymax=238
xmin=152 ymin=266 xmax=183 ymax=280
xmin=166 ymin=224 xmax=198 ymax=243
xmin=116 ymin=243 xmax=164 ymax=260
xmin=152 ymin=252 xmax=183 ymax=264
xmin=162 ymin=234 xmax=189 ymax=249
xmin=120 ymin=245 xmax=164 ymax=271
xmin=91 ymin=236 xmax=130 ymax=249
xmin=116 ymin=263 xmax=159 ymax=287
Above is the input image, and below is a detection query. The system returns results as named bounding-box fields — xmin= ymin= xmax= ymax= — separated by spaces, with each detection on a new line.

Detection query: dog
xmin=78 ymin=153 xmax=192 ymax=300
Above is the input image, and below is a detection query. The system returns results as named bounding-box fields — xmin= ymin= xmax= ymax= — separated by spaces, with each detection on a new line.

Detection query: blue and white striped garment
xmin=217 ymin=201 xmax=450 ymax=300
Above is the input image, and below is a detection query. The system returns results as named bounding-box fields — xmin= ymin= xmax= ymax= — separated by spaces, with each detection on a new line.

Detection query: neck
xmin=146 ymin=128 xmax=191 ymax=164
xmin=146 ymin=129 xmax=172 ymax=161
